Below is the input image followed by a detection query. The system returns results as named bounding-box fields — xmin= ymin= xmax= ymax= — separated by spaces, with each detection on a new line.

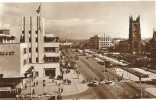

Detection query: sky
xmin=0 ymin=1 xmax=155 ymax=39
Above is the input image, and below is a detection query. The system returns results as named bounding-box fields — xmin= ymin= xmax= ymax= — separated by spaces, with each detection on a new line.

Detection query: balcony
xmin=44 ymin=35 xmax=59 ymax=43
xmin=44 ymin=43 xmax=59 ymax=47
xmin=44 ymin=52 xmax=60 ymax=57
xmin=44 ymin=56 xmax=59 ymax=63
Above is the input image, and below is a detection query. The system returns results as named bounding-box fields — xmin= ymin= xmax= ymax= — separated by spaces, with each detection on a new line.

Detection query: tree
xmin=145 ymin=43 xmax=153 ymax=53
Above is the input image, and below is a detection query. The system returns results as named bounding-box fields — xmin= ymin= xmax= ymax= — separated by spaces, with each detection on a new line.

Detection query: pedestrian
xmin=55 ymin=81 xmax=57 ymax=85
xmin=59 ymin=88 xmax=61 ymax=93
xmin=36 ymin=81 xmax=38 ymax=85
xmin=61 ymin=88 xmax=63 ymax=93
xmin=25 ymin=84 xmax=27 ymax=89
xmin=33 ymin=89 xmax=35 ymax=94
xmin=34 ymin=82 xmax=35 ymax=87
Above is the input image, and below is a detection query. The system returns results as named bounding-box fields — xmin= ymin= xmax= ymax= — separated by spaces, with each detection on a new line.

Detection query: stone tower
xmin=129 ymin=15 xmax=142 ymax=53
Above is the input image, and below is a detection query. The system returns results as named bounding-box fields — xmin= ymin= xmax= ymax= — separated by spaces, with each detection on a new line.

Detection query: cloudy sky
xmin=0 ymin=1 xmax=155 ymax=39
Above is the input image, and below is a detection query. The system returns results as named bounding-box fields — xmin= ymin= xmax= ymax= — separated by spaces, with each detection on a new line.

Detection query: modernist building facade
xmin=20 ymin=16 xmax=60 ymax=77
xmin=90 ymin=34 xmax=114 ymax=50
xmin=0 ymin=43 xmax=29 ymax=77
xmin=0 ymin=16 xmax=60 ymax=80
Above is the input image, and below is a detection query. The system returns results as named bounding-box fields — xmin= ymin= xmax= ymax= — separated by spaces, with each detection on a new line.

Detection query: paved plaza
xmin=19 ymin=69 xmax=88 ymax=99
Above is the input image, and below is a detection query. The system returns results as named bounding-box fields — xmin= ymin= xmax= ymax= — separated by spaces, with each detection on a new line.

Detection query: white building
xmin=20 ymin=16 xmax=60 ymax=78
xmin=90 ymin=34 xmax=114 ymax=50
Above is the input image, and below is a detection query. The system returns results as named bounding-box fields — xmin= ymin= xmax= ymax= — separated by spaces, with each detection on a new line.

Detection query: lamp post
xmin=139 ymin=77 xmax=142 ymax=99
xmin=30 ymin=67 xmax=34 ymax=100
xmin=43 ymin=80 xmax=46 ymax=95
xmin=103 ymin=60 xmax=105 ymax=80
xmin=30 ymin=78 xmax=32 ymax=100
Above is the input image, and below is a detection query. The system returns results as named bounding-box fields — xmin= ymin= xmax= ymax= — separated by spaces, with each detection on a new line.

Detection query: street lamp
xmin=30 ymin=67 xmax=34 ymax=100
xmin=139 ymin=77 xmax=142 ymax=99
xmin=43 ymin=80 xmax=46 ymax=95
xmin=103 ymin=60 xmax=105 ymax=80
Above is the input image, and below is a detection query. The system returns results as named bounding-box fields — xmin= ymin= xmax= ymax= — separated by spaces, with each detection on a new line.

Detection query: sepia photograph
xmin=0 ymin=0 xmax=156 ymax=99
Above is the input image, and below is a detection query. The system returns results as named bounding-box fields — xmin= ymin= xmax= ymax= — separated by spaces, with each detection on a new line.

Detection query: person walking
xmin=25 ymin=84 xmax=27 ymax=89
xmin=36 ymin=81 xmax=38 ymax=85
xmin=33 ymin=89 xmax=35 ymax=94
xmin=34 ymin=82 xmax=36 ymax=87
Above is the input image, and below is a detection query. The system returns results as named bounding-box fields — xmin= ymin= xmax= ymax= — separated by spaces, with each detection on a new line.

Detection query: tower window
xmin=36 ymin=48 xmax=38 ymax=52
xmin=36 ymin=58 xmax=38 ymax=62
xmin=29 ymin=58 xmax=32 ymax=63
xmin=29 ymin=38 xmax=31 ymax=42
xmin=29 ymin=48 xmax=31 ymax=53
xmin=36 ymin=31 xmax=38 ymax=34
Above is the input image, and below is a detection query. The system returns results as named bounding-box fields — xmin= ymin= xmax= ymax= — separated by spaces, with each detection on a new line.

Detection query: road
xmin=62 ymin=50 xmax=154 ymax=99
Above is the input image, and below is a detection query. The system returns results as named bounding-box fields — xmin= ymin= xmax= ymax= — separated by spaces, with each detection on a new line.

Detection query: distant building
xmin=59 ymin=42 xmax=73 ymax=47
xmin=90 ymin=34 xmax=114 ymax=50
xmin=113 ymin=38 xmax=127 ymax=48
xmin=129 ymin=15 xmax=142 ymax=53
xmin=117 ymin=15 xmax=143 ymax=53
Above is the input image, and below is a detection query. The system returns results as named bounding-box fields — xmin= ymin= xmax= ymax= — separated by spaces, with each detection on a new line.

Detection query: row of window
xmin=22 ymin=31 xmax=38 ymax=34
xmin=44 ymin=47 xmax=59 ymax=53
xmin=29 ymin=38 xmax=38 ymax=42
xmin=44 ymin=57 xmax=59 ymax=63
xmin=28 ymin=47 xmax=59 ymax=53
xmin=44 ymin=37 xmax=59 ymax=42
xmin=29 ymin=48 xmax=38 ymax=53
xmin=28 ymin=57 xmax=59 ymax=63
xmin=100 ymin=43 xmax=112 ymax=45
xmin=29 ymin=58 xmax=38 ymax=63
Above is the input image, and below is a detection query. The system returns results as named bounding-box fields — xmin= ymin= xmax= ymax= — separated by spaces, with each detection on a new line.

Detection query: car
xmin=105 ymin=81 xmax=113 ymax=85
xmin=87 ymin=80 xmax=99 ymax=87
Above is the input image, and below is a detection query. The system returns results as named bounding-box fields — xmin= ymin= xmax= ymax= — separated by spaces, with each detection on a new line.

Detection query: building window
xmin=44 ymin=47 xmax=56 ymax=52
xmin=36 ymin=58 xmax=38 ymax=62
xmin=44 ymin=37 xmax=59 ymax=42
xmin=36 ymin=48 xmax=38 ymax=52
xmin=22 ymin=31 xmax=24 ymax=34
xmin=29 ymin=48 xmax=31 ymax=53
xmin=29 ymin=38 xmax=31 ymax=42
xmin=24 ymin=48 xmax=27 ymax=54
xmin=24 ymin=59 xmax=27 ymax=65
xmin=29 ymin=31 xmax=31 ymax=34
xmin=29 ymin=58 xmax=32 ymax=63
xmin=36 ymin=31 xmax=38 ymax=34
xmin=44 ymin=57 xmax=59 ymax=63
xmin=36 ymin=38 xmax=38 ymax=42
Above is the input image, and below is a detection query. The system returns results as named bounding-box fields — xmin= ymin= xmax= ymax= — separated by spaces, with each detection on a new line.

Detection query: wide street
xmin=62 ymin=49 xmax=155 ymax=99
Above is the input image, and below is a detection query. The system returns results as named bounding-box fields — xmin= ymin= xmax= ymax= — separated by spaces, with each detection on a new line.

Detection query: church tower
xmin=129 ymin=15 xmax=142 ymax=53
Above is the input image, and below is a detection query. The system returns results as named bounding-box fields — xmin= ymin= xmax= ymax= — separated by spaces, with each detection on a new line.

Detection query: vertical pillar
xmin=38 ymin=17 xmax=44 ymax=63
xmin=2 ymin=39 xmax=4 ymax=43
xmin=31 ymin=17 xmax=37 ymax=63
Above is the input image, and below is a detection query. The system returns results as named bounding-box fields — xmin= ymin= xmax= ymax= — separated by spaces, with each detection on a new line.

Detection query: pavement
xmin=114 ymin=67 xmax=139 ymax=81
xmin=132 ymin=68 xmax=156 ymax=81
xmin=145 ymin=88 xmax=156 ymax=97
xmin=19 ymin=69 xmax=88 ymax=99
